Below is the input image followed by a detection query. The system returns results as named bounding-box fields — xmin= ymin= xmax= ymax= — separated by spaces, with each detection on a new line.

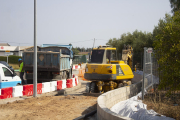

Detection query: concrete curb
xmin=58 ymin=82 xmax=82 ymax=95
xmin=97 ymin=81 xmax=142 ymax=120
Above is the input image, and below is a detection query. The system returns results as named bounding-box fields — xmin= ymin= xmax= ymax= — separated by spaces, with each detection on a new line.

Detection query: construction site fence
xmin=73 ymin=55 xmax=89 ymax=64
xmin=142 ymin=47 xmax=179 ymax=105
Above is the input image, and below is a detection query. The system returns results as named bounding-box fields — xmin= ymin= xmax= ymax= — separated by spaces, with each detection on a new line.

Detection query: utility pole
xmin=33 ymin=0 xmax=37 ymax=97
xmin=93 ymin=38 xmax=95 ymax=48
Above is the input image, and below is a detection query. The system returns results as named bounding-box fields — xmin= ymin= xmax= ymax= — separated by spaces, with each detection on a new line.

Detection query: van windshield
xmin=91 ymin=50 xmax=104 ymax=63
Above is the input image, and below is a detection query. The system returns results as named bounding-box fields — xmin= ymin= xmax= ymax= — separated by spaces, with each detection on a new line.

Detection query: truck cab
xmin=0 ymin=64 xmax=21 ymax=89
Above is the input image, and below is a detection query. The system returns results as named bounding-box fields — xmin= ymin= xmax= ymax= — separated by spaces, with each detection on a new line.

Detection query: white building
xmin=0 ymin=43 xmax=31 ymax=56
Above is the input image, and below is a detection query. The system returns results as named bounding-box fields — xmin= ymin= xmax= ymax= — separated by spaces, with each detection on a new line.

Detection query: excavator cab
xmin=90 ymin=46 xmax=117 ymax=64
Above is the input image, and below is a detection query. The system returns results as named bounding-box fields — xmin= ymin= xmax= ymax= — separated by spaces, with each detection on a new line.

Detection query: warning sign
xmin=148 ymin=48 xmax=153 ymax=53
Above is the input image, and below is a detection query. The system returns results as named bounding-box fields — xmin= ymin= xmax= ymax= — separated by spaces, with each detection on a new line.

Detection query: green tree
xmin=152 ymin=14 xmax=172 ymax=41
xmin=106 ymin=30 xmax=153 ymax=68
xmin=72 ymin=47 xmax=80 ymax=55
xmin=154 ymin=11 xmax=180 ymax=93
xmin=170 ymin=0 xmax=180 ymax=13
xmin=106 ymin=30 xmax=153 ymax=54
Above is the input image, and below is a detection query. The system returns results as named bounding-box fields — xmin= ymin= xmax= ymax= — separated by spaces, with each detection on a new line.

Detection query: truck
xmin=23 ymin=45 xmax=73 ymax=84
xmin=84 ymin=45 xmax=134 ymax=93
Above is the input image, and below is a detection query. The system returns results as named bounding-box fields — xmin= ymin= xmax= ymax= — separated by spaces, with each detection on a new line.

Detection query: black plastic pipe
xmin=73 ymin=109 xmax=97 ymax=120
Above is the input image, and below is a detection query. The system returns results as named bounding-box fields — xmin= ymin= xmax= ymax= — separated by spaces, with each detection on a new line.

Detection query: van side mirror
xmin=12 ymin=72 xmax=16 ymax=76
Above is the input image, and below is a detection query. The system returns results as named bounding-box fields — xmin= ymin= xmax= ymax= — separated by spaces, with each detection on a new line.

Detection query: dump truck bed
xmin=23 ymin=51 xmax=70 ymax=71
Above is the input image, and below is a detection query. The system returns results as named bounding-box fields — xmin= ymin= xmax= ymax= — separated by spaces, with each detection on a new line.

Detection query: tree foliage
xmin=152 ymin=14 xmax=172 ymax=41
xmin=154 ymin=11 xmax=180 ymax=92
xmin=106 ymin=30 xmax=153 ymax=54
xmin=170 ymin=0 xmax=180 ymax=13
xmin=72 ymin=47 xmax=92 ymax=55
xmin=72 ymin=47 xmax=80 ymax=55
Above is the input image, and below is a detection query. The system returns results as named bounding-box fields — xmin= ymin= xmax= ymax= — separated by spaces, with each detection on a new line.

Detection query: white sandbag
xmin=111 ymin=91 xmax=175 ymax=120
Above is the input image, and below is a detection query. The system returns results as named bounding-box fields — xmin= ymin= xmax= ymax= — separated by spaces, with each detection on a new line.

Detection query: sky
xmin=0 ymin=0 xmax=172 ymax=48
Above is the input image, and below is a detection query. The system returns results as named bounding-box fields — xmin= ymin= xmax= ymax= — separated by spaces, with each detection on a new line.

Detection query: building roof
xmin=22 ymin=46 xmax=41 ymax=51
xmin=0 ymin=43 xmax=10 ymax=46
xmin=19 ymin=46 xmax=32 ymax=50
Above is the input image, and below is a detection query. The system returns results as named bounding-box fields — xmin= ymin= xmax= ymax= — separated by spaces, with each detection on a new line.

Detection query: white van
xmin=0 ymin=63 xmax=21 ymax=89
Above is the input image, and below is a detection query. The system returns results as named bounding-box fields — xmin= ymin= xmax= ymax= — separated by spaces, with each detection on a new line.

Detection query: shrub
xmin=0 ymin=55 xmax=22 ymax=64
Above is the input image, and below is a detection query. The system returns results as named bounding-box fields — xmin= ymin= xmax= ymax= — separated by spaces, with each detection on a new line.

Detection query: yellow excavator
xmin=84 ymin=45 xmax=134 ymax=93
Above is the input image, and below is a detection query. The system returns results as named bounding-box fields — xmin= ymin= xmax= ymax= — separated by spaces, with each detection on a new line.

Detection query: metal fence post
xmin=150 ymin=52 xmax=153 ymax=90
xmin=142 ymin=47 xmax=147 ymax=100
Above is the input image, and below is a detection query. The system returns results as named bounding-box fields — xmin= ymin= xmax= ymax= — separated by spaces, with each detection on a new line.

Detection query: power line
xmin=57 ymin=39 xmax=93 ymax=44
xmin=58 ymin=39 xmax=109 ymax=44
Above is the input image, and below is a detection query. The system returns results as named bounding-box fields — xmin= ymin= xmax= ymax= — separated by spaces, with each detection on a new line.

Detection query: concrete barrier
xmin=12 ymin=86 xmax=23 ymax=97
xmin=62 ymin=79 xmax=66 ymax=89
xmin=50 ymin=81 xmax=57 ymax=92
xmin=97 ymin=81 xmax=142 ymax=120
xmin=0 ymin=76 xmax=79 ymax=100
xmin=42 ymin=82 xmax=51 ymax=93
xmin=72 ymin=78 xmax=76 ymax=87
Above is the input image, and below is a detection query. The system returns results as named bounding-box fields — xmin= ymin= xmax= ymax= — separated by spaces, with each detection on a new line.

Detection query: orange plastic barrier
xmin=37 ymin=83 xmax=42 ymax=94
xmin=0 ymin=87 xmax=13 ymax=99
xmin=75 ymin=78 xmax=78 ymax=86
xmin=75 ymin=65 xmax=78 ymax=69
xmin=66 ymin=79 xmax=73 ymax=88
xmin=78 ymin=69 xmax=85 ymax=77
xmin=23 ymin=84 xmax=33 ymax=96
xmin=57 ymin=80 xmax=62 ymax=90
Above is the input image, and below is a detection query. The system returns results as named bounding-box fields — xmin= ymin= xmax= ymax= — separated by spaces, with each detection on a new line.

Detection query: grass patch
xmin=9 ymin=63 xmax=19 ymax=70
xmin=143 ymin=91 xmax=180 ymax=120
